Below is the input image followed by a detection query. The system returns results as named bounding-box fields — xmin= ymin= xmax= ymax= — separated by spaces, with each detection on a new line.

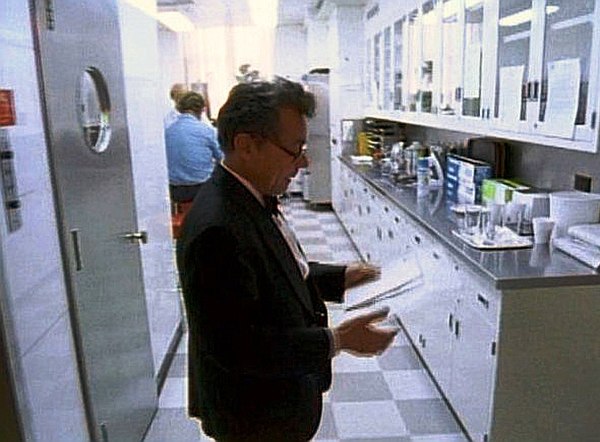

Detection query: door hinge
xmin=491 ymin=341 xmax=497 ymax=356
xmin=45 ymin=0 xmax=55 ymax=30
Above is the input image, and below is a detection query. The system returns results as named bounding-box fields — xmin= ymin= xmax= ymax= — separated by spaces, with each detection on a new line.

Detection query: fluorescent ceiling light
xmin=123 ymin=0 xmax=194 ymax=33
xmin=443 ymin=0 xmax=459 ymax=19
xmin=157 ymin=11 xmax=194 ymax=32
xmin=248 ymin=0 xmax=278 ymax=28
xmin=499 ymin=5 xmax=559 ymax=27
xmin=465 ymin=0 xmax=483 ymax=9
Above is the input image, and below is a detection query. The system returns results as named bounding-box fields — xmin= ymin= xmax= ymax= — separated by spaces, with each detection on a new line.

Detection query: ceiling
xmin=156 ymin=0 xmax=320 ymax=28
xmin=157 ymin=0 xmax=254 ymax=27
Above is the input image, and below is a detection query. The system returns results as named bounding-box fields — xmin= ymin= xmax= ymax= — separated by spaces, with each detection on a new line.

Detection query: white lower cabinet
xmin=333 ymin=163 xmax=600 ymax=441
xmin=449 ymin=300 xmax=496 ymax=442
xmin=333 ymin=163 xmax=497 ymax=440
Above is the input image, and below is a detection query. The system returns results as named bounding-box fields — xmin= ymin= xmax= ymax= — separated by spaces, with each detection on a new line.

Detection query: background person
xmin=177 ymin=78 xmax=398 ymax=442
xmin=164 ymin=82 xmax=187 ymax=129
xmin=165 ymin=91 xmax=223 ymax=203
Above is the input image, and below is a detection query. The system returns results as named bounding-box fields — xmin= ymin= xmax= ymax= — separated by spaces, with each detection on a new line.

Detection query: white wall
xmin=0 ymin=1 xmax=88 ymax=440
xmin=274 ymin=23 xmax=308 ymax=80
xmin=118 ymin=1 xmax=182 ymax=375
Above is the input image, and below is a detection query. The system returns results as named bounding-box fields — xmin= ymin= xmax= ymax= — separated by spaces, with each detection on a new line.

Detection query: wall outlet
xmin=574 ymin=173 xmax=592 ymax=193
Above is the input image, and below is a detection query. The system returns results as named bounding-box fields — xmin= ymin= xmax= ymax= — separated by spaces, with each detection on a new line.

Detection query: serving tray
xmin=452 ymin=226 xmax=533 ymax=250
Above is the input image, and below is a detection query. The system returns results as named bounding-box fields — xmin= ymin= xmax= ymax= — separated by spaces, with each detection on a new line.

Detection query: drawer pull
xmin=477 ymin=293 xmax=490 ymax=309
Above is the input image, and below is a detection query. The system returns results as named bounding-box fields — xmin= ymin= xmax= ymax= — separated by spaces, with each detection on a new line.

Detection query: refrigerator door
xmin=304 ymin=74 xmax=331 ymax=204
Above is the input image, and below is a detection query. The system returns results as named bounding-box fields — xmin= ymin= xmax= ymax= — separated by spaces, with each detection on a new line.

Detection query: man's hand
xmin=344 ymin=262 xmax=381 ymax=289
xmin=333 ymin=307 xmax=399 ymax=357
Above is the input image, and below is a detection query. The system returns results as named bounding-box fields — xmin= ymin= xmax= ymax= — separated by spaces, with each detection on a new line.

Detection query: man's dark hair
xmin=177 ymin=91 xmax=205 ymax=114
xmin=217 ymin=77 xmax=316 ymax=153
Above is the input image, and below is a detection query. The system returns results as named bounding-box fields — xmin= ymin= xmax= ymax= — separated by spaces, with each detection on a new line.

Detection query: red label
xmin=0 ymin=89 xmax=16 ymax=127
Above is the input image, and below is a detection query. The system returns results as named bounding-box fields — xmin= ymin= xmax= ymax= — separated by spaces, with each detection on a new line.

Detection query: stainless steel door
xmin=31 ymin=1 xmax=157 ymax=440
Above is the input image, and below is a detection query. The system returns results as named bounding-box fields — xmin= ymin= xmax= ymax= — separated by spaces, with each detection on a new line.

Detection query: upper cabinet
xmin=363 ymin=0 xmax=600 ymax=152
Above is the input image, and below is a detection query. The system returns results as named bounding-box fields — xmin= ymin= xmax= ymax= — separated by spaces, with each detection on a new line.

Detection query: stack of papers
xmin=344 ymin=257 xmax=423 ymax=311
xmin=552 ymin=236 xmax=600 ymax=270
xmin=350 ymin=155 xmax=374 ymax=165
xmin=552 ymin=223 xmax=600 ymax=269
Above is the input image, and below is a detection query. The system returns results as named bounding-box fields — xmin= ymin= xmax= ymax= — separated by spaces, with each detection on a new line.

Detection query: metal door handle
xmin=121 ymin=231 xmax=148 ymax=244
xmin=70 ymin=229 xmax=83 ymax=271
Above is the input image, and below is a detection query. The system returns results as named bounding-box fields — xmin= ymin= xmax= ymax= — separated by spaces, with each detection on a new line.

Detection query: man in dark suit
xmin=177 ymin=78 xmax=398 ymax=441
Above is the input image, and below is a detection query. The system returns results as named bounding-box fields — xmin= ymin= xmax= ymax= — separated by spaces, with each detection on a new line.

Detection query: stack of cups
xmin=532 ymin=217 xmax=555 ymax=244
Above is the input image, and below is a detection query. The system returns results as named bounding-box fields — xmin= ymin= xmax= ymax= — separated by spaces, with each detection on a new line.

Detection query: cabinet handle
xmin=592 ymin=111 xmax=597 ymax=130
xmin=455 ymin=87 xmax=462 ymax=100
xmin=477 ymin=293 xmax=490 ymax=309
xmin=388 ymin=229 xmax=394 ymax=239
xmin=432 ymin=251 xmax=440 ymax=260
xmin=414 ymin=235 xmax=421 ymax=244
xmin=533 ymin=80 xmax=539 ymax=100
xmin=394 ymin=216 xmax=400 ymax=223
xmin=448 ymin=313 xmax=453 ymax=330
xmin=525 ymin=81 xmax=532 ymax=100
xmin=486 ymin=108 xmax=491 ymax=119
xmin=454 ymin=320 xmax=460 ymax=337
xmin=366 ymin=206 xmax=371 ymax=214
xmin=384 ymin=206 xmax=389 ymax=213
xmin=70 ymin=229 xmax=83 ymax=271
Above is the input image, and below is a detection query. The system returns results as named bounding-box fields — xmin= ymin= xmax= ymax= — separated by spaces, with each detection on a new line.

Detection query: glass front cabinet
xmin=364 ymin=0 xmax=600 ymax=152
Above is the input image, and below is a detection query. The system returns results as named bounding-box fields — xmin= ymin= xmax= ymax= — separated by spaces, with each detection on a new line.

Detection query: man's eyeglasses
xmin=264 ymin=137 xmax=307 ymax=162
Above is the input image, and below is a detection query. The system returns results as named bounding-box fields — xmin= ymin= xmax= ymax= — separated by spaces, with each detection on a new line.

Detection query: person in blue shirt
xmin=165 ymin=91 xmax=224 ymax=202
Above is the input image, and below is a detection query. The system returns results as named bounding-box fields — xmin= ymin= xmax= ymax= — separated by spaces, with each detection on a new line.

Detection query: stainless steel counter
xmin=340 ymin=157 xmax=600 ymax=290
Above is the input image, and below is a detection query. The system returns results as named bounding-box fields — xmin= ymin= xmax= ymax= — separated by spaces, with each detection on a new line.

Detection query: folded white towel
xmin=567 ymin=223 xmax=600 ymax=248
xmin=552 ymin=236 xmax=600 ymax=269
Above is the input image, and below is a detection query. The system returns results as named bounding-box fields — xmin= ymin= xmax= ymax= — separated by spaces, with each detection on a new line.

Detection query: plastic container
xmin=550 ymin=191 xmax=600 ymax=237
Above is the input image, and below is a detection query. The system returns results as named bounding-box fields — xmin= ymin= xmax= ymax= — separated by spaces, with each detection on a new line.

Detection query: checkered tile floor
xmin=144 ymin=196 xmax=469 ymax=442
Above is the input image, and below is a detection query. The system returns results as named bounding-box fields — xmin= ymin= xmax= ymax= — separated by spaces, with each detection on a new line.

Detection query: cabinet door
xmin=383 ymin=25 xmax=394 ymax=111
xmin=393 ymin=16 xmax=407 ymax=111
xmin=535 ymin=0 xmax=599 ymax=143
xmin=440 ymin=0 xmax=464 ymax=116
xmin=493 ymin=0 xmax=535 ymax=131
xmin=493 ymin=0 xmax=599 ymax=147
xmin=417 ymin=289 xmax=455 ymax=394
xmin=462 ymin=0 xmax=488 ymax=119
xmin=450 ymin=303 xmax=497 ymax=442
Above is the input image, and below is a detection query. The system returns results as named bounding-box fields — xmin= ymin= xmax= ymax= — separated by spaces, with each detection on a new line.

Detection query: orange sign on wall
xmin=0 ymin=89 xmax=16 ymax=127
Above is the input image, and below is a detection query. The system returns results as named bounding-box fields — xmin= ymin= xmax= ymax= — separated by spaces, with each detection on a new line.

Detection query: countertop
xmin=339 ymin=157 xmax=600 ymax=290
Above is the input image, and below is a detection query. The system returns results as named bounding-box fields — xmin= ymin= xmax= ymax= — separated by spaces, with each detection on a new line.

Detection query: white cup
xmin=532 ymin=217 xmax=555 ymax=244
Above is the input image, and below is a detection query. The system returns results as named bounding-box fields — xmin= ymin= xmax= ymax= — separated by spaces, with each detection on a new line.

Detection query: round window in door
xmin=77 ymin=67 xmax=111 ymax=153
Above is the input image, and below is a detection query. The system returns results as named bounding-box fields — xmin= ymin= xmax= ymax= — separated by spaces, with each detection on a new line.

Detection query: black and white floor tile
xmin=144 ymin=196 xmax=468 ymax=442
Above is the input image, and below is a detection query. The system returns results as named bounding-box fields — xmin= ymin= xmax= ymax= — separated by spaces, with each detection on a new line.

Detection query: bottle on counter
xmin=417 ymin=156 xmax=430 ymax=187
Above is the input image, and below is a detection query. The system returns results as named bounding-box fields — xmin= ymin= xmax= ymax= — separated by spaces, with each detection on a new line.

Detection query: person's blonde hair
xmin=170 ymin=83 xmax=187 ymax=102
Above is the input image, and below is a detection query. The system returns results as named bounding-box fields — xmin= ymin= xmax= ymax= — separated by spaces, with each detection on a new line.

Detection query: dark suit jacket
xmin=177 ymin=165 xmax=346 ymax=441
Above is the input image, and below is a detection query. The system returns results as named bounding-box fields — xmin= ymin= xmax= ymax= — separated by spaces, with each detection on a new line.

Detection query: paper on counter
xmin=344 ymin=256 xmax=423 ymax=311
xmin=542 ymin=58 xmax=580 ymax=139
xmin=552 ymin=236 xmax=600 ymax=270
xmin=567 ymin=223 xmax=600 ymax=248
xmin=498 ymin=65 xmax=525 ymax=129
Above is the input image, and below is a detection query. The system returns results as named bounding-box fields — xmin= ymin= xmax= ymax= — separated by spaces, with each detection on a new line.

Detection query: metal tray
xmin=452 ymin=226 xmax=533 ymax=250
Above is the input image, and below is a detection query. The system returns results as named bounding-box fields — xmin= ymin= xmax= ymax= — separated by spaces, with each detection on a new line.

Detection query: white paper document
xmin=542 ymin=58 xmax=580 ymax=139
xmin=498 ymin=65 xmax=525 ymax=129
xmin=344 ymin=256 xmax=423 ymax=311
